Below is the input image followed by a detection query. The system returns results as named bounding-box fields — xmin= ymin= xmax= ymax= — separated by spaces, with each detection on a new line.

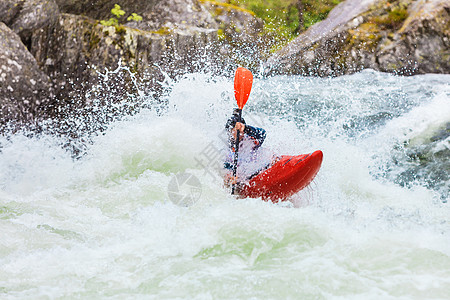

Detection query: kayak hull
xmin=239 ymin=150 xmax=323 ymax=202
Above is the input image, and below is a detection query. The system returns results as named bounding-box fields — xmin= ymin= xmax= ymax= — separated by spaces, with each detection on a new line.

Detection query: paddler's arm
xmin=244 ymin=125 xmax=266 ymax=148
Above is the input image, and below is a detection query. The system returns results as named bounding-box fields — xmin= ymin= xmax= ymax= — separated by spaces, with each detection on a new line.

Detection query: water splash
xmin=1 ymin=70 xmax=449 ymax=298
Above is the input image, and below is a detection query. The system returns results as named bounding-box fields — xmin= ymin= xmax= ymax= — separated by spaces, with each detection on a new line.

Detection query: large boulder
xmin=137 ymin=0 xmax=217 ymax=30
xmin=54 ymin=0 xmax=158 ymax=21
xmin=0 ymin=0 xmax=24 ymax=25
xmin=30 ymin=13 xmax=217 ymax=102
xmin=1 ymin=0 xmax=59 ymax=45
xmin=191 ymin=0 xmax=265 ymax=70
xmin=29 ymin=0 xmax=221 ymax=104
xmin=377 ymin=0 xmax=450 ymax=74
xmin=55 ymin=0 xmax=217 ymax=31
xmin=0 ymin=22 xmax=53 ymax=124
xmin=266 ymin=0 xmax=450 ymax=76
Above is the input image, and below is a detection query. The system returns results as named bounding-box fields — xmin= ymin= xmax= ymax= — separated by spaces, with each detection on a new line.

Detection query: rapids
xmin=1 ymin=70 xmax=449 ymax=299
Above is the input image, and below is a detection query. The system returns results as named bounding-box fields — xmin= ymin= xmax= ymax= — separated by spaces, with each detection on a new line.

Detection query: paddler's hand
xmin=224 ymin=174 xmax=238 ymax=186
xmin=232 ymin=122 xmax=245 ymax=140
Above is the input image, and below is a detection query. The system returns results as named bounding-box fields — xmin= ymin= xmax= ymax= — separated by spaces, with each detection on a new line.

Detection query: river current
xmin=1 ymin=70 xmax=449 ymax=299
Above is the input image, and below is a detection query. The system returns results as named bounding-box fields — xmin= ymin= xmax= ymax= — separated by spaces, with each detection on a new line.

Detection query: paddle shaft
xmin=231 ymin=109 xmax=242 ymax=195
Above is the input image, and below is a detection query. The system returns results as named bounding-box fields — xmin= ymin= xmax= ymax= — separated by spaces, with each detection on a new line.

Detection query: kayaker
xmin=223 ymin=109 xmax=269 ymax=188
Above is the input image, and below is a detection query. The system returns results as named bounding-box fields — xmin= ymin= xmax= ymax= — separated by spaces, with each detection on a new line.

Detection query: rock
xmin=199 ymin=0 xmax=264 ymax=69
xmin=377 ymin=0 xmax=450 ymax=74
xmin=1 ymin=0 xmax=59 ymax=45
xmin=197 ymin=0 xmax=262 ymax=37
xmin=30 ymin=13 xmax=217 ymax=102
xmin=0 ymin=22 xmax=53 ymax=125
xmin=266 ymin=0 xmax=450 ymax=76
xmin=54 ymin=0 xmax=158 ymax=21
xmin=55 ymin=0 xmax=217 ymax=31
xmin=34 ymin=0 xmax=221 ymax=101
xmin=137 ymin=0 xmax=217 ymax=30
xmin=265 ymin=0 xmax=379 ymax=76
xmin=11 ymin=0 xmax=59 ymax=41
xmin=0 ymin=0 xmax=24 ymax=25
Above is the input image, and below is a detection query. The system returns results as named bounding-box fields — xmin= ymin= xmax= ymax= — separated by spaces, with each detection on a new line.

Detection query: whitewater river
xmin=1 ymin=70 xmax=449 ymax=299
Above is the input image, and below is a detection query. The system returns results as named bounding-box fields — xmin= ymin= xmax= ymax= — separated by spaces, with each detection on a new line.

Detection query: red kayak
xmin=238 ymin=150 xmax=323 ymax=202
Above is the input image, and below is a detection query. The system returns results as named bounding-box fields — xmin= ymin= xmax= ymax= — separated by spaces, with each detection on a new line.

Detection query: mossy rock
xmin=362 ymin=0 xmax=411 ymax=31
xmin=152 ymin=26 xmax=173 ymax=35
xmin=348 ymin=22 xmax=382 ymax=51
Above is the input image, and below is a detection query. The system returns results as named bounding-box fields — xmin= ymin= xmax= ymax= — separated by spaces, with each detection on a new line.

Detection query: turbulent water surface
xmin=1 ymin=70 xmax=449 ymax=299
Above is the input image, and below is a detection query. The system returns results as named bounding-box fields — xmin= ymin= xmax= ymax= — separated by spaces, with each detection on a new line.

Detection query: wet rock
xmin=265 ymin=0 xmax=379 ymax=76
xmin=30 ymin=13 xmax=217 ymax=102
xmin=136 ymin=0 xmax=217 ymax=30
xmin=0 ymin=22 xmax=53 ymax=125
xmin=266 ymin=0 xmax=450 ymax=76
xmin=54 ymin=0 xmax=157 ymax=21
xmin=377 ymin=0 xmax=450 ymax=74
xmin=0 ymin=0 xmax=24 ymax=25
xmin=55 ymin=0 xmax=217 ymax=31
xmin=200 ymin=0 xmax=264 ymax=68
xmin=199 ymin=0 xmax=262 ymax=38
xmin=1 ymin=0 xmax=59 ymax=45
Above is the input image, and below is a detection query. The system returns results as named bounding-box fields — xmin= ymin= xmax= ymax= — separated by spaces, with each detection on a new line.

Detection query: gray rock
xmin=201 ymin=1 xmax=263 ymax=40
xmin=138 ymin=0 xmax=217 ymax=30
xmin=197 ymin=0 xmax=264 ymax=69
xmin=377 ymin=0 xmax=450 ymax=74
xmin=54 ymin=0 xmax=159 ymax=21
xmin=1 ymin=0 xmax=60 ymax=44
xmin=55 ymin=0 xmax=217 ymax=31
xmin=0 ymin=22 xmax=52 ymax=124
xmin=10 ymin=0 xmax=59 ymax=42
xmin=266 ymin=0 xmax=450 ymax=76
xmin=265 ymin=0 xmax=379 ymax=76
xmin=30 ymin=13 xmax=218 ymax=101
xmin=0 ymin=0 xmax=24 ymax=25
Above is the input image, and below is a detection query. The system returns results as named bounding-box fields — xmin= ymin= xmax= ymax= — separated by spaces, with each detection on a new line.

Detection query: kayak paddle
xmin=232 ymin=67 xmax=253 ymax=195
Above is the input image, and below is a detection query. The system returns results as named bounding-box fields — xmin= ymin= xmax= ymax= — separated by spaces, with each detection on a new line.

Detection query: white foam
xmin=1 ymin=71 xmax=450 ymax=298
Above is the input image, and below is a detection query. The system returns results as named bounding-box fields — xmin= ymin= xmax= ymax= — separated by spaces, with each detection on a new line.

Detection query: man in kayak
xmin=223 ymin=109 xmax=269 ymax=189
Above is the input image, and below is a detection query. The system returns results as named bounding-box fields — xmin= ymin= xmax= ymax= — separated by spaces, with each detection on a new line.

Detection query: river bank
xmin=1 ymin=0 xmax=449 ymax=130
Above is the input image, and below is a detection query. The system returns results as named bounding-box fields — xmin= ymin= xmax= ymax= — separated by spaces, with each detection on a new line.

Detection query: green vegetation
xmin=369 ymin=6 xmax=408 ymax=30
xmin=151 ymin=26 xmax=173 ymax=35
xmin=348 ymin=22 xmax=382 ymax=52
xmin=366 ymin=0 xmax=409 ymax=30
xmin=217 ymin=28 xmax=225 ymax=40
xmin=228 ymin=0 xmax=342 ymax=47
xmin=100 ymin=4 xmax=142 ymax=27
xmin=127 ymin=13 xmax=143 ymax=22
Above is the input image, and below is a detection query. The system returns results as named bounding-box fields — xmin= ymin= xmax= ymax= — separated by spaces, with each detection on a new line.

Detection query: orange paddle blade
xmin=234 ymin=67 xmax=253 ymax=109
